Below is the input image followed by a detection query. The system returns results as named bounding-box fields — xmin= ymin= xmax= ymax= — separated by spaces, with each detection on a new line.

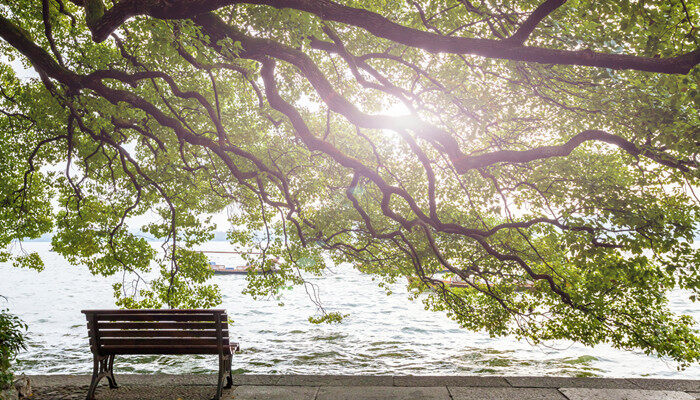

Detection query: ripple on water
xmin=249 ymin=361 xmax=275 ymax=367
xmin=562 ymin=355 xmax=598 ymax=365
xmin=311 ymin=333 xmax=347 ymax=341
xmin=295 ymin=351 xmax=342 ymax=361
xmin=377 ymin=350 xmax=417 ymax=359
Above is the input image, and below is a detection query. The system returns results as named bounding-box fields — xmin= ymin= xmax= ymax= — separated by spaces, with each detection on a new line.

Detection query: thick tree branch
xmin=453 ymin=129 xmax=696 ymax=173
xmin=78 ymin=0 xmax=698 ymax=74
xmin=0 ymin=15 xmax=80 ymax=87
xmin=508 ymin=0 xmax=567 ymax=45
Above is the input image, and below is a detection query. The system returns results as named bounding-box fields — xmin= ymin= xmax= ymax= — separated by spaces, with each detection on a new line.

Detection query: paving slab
xmin=26 ymin=374 xmax=88 ymax=387
xmin=316 ymin=386 xmax=451 ymax=400
xmin=506 ymin=376 xmax=637 ymax=389
xmin=628 ymin=379 xmax=700 ymax=392
xmin=276 ymin=374 xmax=393 ymax=386
xmin=449 ymin=387 xmax=567 ymax=400
xmin=230 ymin=374 xmax=280 ymax=386
xmin=231 ymin=385 xmax=318 ymax=400
xmin=28 ymin=374 xmax=215 ymax=387
xmin=393 ymin=375 xmax=509 ymax=387
xmin=33 ymin=383 xmax=221 ymax=400
xmin=559 ymin=388 xmax=694 ymax=400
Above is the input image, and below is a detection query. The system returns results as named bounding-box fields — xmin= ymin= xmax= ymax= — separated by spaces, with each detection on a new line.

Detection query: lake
xmin=1 ymin=242 xmax=698 ymax=378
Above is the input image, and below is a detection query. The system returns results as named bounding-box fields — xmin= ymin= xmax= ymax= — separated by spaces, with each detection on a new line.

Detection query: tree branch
xmin=453 ymin=129 xmax=696 ymax=173
xmin=508 ymin=0 xmax=567 ymax=45
xmin=76 ymin=0 xmax=699 ymax=74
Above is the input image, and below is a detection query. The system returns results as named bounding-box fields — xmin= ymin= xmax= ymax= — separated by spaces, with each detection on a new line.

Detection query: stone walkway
xmin=27 ymin=374 xmax=700 ymax=400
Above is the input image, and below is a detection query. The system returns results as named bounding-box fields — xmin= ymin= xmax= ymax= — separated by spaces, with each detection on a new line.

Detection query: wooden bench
xmin=82 ymin=309 xmax=239 ymax=400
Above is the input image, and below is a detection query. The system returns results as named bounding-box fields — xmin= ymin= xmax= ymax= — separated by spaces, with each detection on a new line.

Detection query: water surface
xmin=1 ymin=242 xmax=698 ymax=378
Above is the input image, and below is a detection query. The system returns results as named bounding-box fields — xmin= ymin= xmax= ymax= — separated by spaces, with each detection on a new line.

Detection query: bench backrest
xmin=82 ymin=309 xmax=230 ymax=356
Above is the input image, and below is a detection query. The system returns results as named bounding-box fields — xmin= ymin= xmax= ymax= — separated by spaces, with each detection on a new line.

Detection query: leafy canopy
xmin=0 ymin=0 xmax=698 ymax=366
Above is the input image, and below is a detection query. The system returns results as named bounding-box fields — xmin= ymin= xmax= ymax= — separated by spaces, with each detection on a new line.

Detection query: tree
xmin=0 ymin=0 xmax=698 ymax=366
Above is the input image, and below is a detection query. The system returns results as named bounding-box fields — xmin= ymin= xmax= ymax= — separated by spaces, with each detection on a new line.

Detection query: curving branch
xmin=75 ymin=0 xmax=698 ymax=74
xmin=452 ymin=129 xmax=697 ymax=173
xmin=508 ymin=0 xmax=567 ymax=45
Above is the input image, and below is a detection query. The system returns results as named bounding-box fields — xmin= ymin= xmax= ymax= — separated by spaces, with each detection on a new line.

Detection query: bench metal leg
xmin=86 ymin=354 xmax=117 ymax=400
xmin=106 ymin=355 xmax=118 ymax=389
xmin=225 ymin=356 xmax=233 ymax=389
xmin=213 ymin=355 xmax=225 ymax=400
xmin=86 ymin=356 xmax=100 ymax=400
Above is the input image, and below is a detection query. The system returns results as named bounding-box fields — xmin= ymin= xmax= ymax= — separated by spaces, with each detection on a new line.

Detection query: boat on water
xmin=200 ymin=250 xmax=280 ymax=275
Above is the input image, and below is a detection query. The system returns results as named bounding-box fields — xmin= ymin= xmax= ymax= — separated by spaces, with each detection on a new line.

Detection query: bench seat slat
xmin=92 ymin=322 xmax=218 ymax=330
xmin=96 ymin=329 xmax=228 ymax=338
xmin=83 ymin=309 xmax=225 ymax=314
xmin=90 ymin=339 xmax=232 ymax=349
xmin=97 ymin=338 xmax=225 ymax=346
xmin=99 ymin=345 xmax=222 ymax=355
xmin=93 ymin=313 xmax=221 ymax=322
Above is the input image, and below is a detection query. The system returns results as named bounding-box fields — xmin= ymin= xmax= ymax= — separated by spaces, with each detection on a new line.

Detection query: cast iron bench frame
xmin=82 ymin=309 xmax=238 ymax=400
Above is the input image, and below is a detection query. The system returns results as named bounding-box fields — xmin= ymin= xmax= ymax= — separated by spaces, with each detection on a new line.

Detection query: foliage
xmin=0 ymin=309 xmax=27 ymax=390
xmin=0 ymin=0 xmax=698 ymax=366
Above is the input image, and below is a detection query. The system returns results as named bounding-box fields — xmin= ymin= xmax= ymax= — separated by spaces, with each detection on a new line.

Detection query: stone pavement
xmin=27 ymin=374 xmax=700 ymax=400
